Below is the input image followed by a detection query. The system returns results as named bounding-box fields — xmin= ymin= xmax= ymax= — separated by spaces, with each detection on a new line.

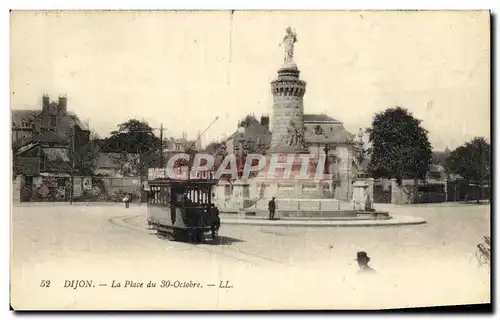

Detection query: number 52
xmin=40 ymin=280 xmax=50 ymax=288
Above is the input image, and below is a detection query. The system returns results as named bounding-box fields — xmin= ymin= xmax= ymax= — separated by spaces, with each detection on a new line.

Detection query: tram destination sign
xmin=147 ymin=167 xmax=216 ymax=181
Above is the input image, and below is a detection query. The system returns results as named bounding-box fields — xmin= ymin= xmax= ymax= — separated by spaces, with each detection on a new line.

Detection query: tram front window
xmin=189 ymin=186 xmax=211 ymax=206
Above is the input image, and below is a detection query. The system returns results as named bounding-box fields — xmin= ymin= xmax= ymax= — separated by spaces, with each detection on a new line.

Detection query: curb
xmin=12 ymin=202 xmax=148 ymax=207
xmin=220 ymin=216 xmax=426 ymax=227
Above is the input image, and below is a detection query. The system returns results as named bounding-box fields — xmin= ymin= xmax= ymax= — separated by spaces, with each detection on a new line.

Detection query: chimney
xmin=260 ymin=115 xmax=270 ymax=131
xmin=58 ymin=95 xmax=67 ymax=114
xmin=42 ymin=94 xmax=50 ymax=109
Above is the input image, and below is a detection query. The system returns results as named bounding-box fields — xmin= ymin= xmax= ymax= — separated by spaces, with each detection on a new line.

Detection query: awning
xmin=40 ymin=172 xmax=71 ymax=178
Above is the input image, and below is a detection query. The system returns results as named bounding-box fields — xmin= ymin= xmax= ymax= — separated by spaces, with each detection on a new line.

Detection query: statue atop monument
xmin=281 ymin=26 xmax=298 ymax=65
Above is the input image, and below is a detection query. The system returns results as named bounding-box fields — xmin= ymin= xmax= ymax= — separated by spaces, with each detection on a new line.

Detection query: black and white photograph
xmin=9 ymin=9 xmax=491 ymax=310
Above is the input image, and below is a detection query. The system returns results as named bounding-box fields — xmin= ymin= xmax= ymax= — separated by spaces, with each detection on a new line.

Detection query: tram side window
xmin=159 ymin=186 xmax=170 ymax=205
xmin=149 ymin=186 xmax=161 ymax=204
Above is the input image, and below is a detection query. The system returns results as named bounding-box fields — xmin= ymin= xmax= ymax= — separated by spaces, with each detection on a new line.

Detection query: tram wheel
xmin=165 ymin=233 xmax=175 ymax=241
xmin=189 ymin=231 xmax=202 ymax=243
xmin=195 ymin=234 xmax=203 ymax=243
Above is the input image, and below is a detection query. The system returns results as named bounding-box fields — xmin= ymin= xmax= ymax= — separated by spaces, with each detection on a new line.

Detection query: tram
xmin=146 ymin=168 xmax=220 ymax=243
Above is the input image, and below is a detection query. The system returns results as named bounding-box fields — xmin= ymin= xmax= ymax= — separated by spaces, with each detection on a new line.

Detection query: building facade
xmin=12 ymin=94 xmax=92 ymax=202
xmin=303 ymin=114 xmax=356 ymax=200
xmin=12 ymin=94 xmax=89 ymax=145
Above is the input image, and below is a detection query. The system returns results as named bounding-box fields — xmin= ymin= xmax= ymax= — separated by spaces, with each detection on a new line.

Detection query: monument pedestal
xmin=227 ymin=179 xmax=251 ymax=214
xmin=352 ymin=179 xmax=375 ymax=211
xmin=213 ymin=181 xmax=230 ymax=209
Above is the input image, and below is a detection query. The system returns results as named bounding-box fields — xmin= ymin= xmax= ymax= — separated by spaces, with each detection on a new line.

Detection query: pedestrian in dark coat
xmin=123 ymin=194 xmax=131 ymax=209
xmin=268 ymin=197 xmax=276 ymax=220
xmin=210 ymin=204 xmax=220 ymax=239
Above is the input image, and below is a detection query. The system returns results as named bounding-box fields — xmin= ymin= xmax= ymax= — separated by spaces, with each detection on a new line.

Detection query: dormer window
xmin=49 ymin=104 xmax=57 ymax=114
xmin=21 ymin=120 xmax=28 ymax=128
xmin=314 ymin=125 xmax=324 ymax=135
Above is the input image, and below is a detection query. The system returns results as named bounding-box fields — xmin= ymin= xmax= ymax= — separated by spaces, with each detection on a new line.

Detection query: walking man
xmin=123 ymin=194 xmax=131 ymax=209
xmin=268 ymin=197 xmax=276 ymax=220
xmin=356 ymin=251 xmax=376 ymax=274
xmin=210 ymin=204 xmax=220 ymax=240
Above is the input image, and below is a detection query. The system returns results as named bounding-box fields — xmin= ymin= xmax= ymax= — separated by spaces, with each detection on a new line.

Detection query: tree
xmin=367 ymin=107 xmax=432 ymax=201
xmin=69 ymin=126 xmax=101 ymax=176
xmin=101 ymin=119 xmax=162 ymax=176
xmin=432 ymin=147 xmax=451 ymax=166
xmin=108 ymin=152 xmax=141 ymax=177
xmin=446 ymin=137 xmax=490 ymax=203
xmin=73 ymin=142 xmax=101 ymax=176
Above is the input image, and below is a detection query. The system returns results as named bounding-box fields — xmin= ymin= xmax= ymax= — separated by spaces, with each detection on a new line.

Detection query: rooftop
xmin=11 ymin=109 xmax=40 ymax=127
xmin=11 ymin=108 xmax=89 ymax=131
xmin=305 ymin=129 xmax=353 ymax=144
xmin=14 ymin=130 xmax=69 ymax=152
xmin=303 ymin=114 xmax=341 ymax=123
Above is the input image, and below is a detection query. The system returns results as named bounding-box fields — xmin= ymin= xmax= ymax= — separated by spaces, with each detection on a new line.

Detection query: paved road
xmin=11 ymin=202 xmax=490 ymax=310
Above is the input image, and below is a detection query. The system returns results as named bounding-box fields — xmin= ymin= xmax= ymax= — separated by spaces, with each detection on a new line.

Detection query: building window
xmin=21 ymin=120 xmax=28 ymax=128
xmin=50 ymin=115 xmax=57 ymax=127
xmin=314 ymin=125 xmax=323 ymax=135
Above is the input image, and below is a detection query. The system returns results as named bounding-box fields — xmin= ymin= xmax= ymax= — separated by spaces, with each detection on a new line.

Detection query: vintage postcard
xmin=10 ymin=10 xmax=491 ymax=310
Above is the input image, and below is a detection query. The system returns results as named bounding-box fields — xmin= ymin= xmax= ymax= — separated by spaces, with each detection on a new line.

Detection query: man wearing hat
xmin=356 ymin=251 xmax=376 ymax=273
xmin=268 ymin=197 xmax=276 ymax=220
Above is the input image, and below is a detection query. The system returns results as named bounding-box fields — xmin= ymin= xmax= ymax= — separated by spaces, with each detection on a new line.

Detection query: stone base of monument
xmin=220 ymin=179 xmax=252 ymax=216
xmin=251 ymin=198 xmax=341 ymax=211
xmin=219 ymin=209 xmax=393 ymax=221
xmin=354 ymin=210 xmax=391 ymax=219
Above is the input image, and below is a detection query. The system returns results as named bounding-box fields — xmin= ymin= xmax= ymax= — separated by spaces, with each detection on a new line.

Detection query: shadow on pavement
xmin=202 ymin=235 xmax=245 ymax=246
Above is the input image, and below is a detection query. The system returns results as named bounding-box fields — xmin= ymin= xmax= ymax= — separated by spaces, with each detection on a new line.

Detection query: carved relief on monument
xmin=286 ymin=120 xmax=305 ymax=148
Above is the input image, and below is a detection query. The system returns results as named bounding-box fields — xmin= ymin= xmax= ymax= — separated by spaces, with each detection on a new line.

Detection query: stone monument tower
xmin=269 ymin=27 xmax=309 ymax=154
xmin=253 ymin=27 xmax=328 ymax=201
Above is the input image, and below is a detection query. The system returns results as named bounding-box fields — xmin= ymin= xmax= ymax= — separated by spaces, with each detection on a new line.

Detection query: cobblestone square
xmin=11 ymin=202 xmax=490 ymax=309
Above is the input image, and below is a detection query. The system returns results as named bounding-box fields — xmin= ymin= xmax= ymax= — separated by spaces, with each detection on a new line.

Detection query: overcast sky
xmin=10 ymin=10 xmax=490 ymax=150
